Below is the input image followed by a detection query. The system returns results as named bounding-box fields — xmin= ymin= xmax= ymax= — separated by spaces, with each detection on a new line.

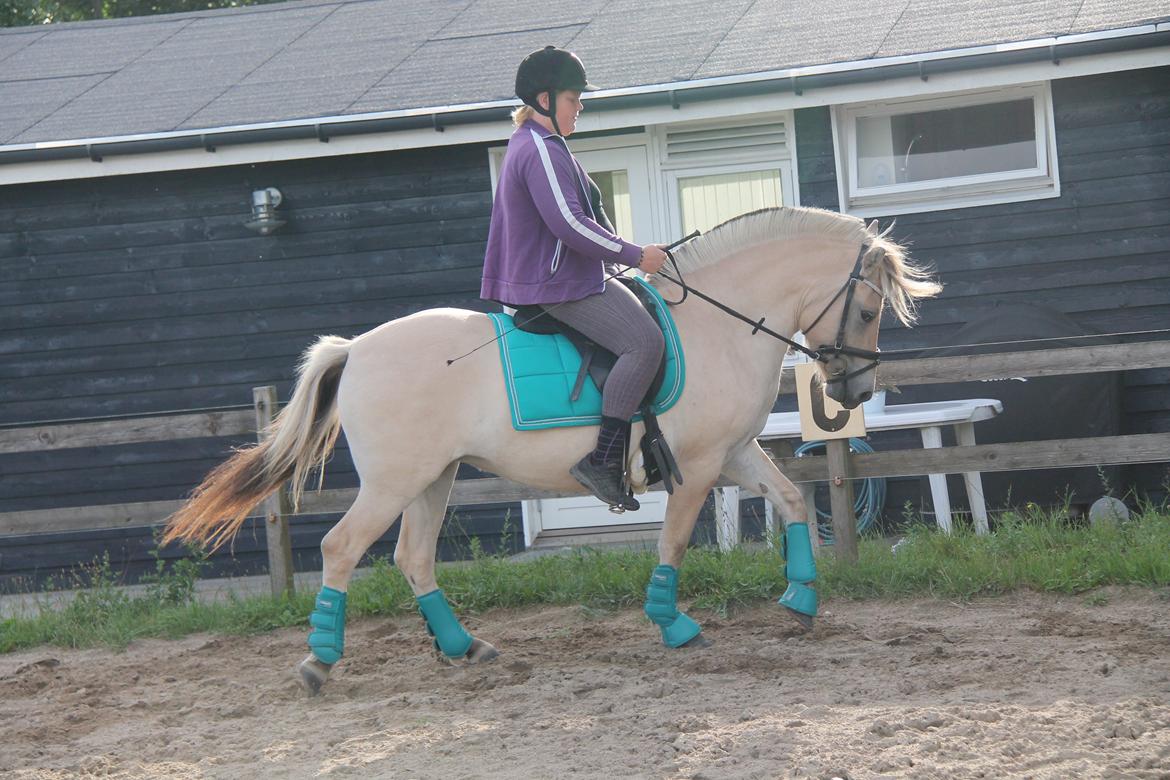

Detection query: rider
xmin=481 ymin=46 xmax=668 ymax=509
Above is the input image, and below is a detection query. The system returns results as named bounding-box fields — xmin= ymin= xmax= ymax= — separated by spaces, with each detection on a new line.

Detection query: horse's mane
xmin=653 ymin=206 xmax=940 ymax=324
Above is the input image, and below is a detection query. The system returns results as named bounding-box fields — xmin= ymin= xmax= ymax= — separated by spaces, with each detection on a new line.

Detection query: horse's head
xmin=802 ymin=220 xmax=941 ymax=409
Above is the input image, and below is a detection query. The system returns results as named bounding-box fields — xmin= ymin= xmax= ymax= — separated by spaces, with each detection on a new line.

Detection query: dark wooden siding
xmin=0 ymin=143 xmax=525 ymax=588
xmin=794 ymin=105 xmax=840 ymax=211
xmin=794 ymin=65 xmax=1170 ymax=520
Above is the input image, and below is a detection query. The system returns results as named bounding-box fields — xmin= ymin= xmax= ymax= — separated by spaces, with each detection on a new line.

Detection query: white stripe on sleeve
xmin=529 ymin=130 xmax=621 ymax=253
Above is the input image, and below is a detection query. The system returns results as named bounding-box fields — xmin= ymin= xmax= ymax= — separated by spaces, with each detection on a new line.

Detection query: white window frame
xmin=652 ymin=111 xmax=800 ymax=237
xmin=834 ymin=83 xmax=1060 ymax=217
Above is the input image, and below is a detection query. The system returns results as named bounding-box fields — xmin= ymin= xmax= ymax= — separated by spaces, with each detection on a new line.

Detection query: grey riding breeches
xmin=546 ymin=279 xmax=665 ymax=421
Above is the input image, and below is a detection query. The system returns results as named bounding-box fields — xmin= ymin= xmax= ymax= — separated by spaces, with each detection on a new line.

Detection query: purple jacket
xmin=481 ymin=119 xmax=642 ymax=306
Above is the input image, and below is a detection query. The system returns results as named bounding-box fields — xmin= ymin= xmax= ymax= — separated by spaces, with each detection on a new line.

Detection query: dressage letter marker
xmin=795 ymin=362 xmax=867 ymax=441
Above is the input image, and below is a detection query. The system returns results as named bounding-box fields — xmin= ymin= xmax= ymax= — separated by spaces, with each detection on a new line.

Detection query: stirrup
xmin=607 ymin=490 xmax=640 ymax=514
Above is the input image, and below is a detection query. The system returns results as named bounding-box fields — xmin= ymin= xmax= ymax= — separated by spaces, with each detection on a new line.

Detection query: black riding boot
xmin=570 ymin=415 xmax=640 ymax=510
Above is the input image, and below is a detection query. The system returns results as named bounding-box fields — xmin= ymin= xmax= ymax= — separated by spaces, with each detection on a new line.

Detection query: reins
xmin=656 ymin=234 xmax=883 ymax=385
xmin=450 ymin=230 xmax=886 ymax=389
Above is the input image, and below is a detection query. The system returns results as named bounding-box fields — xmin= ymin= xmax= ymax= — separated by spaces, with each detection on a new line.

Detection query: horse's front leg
xmin=721 ymin=441 xmax=818 ymax=629
xmin=645 ymin=468 xmax=721 ymax=648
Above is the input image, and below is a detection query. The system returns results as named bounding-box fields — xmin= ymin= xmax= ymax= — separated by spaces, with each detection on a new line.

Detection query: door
xmin=521 ymin=145 xmax=670 ymax=546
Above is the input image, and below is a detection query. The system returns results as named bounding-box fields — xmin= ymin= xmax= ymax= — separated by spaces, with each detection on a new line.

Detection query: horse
xmin=162 ymin=205 xmax=940 ymax=695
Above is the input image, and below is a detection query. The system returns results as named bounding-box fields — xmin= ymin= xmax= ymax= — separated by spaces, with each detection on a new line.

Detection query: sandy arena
xmin=2 ymin=588 xmax=1169 ymax=779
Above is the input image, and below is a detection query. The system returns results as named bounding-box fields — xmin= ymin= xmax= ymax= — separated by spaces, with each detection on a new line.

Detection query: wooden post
xmin=253 ymin=386 xmax=295 ymax=597
xmin=825 ymin=438 xmax=859 ymax=563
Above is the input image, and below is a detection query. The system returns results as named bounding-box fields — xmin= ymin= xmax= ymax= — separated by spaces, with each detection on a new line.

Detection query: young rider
xmin=481 ymin=46 xmax=668 ymax=509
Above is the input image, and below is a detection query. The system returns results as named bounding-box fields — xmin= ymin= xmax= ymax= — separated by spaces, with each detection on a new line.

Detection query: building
xmin=2 ymin=0 xmax=1167 ymax=586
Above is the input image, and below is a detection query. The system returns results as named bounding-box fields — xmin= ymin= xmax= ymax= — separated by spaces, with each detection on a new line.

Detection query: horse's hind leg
xmin=395 ymin=463 xmax=498 ymax=666
xmin=299 ymin=485 xmax=415 ymax=695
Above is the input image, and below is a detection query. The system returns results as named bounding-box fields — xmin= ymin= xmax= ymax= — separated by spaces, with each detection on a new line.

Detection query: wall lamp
xmin=244 ymin=187 xmax=286 ymax=235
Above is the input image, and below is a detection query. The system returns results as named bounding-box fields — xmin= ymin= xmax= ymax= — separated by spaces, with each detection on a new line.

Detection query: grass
xmin=2 ymin=507 xmax=1168 ymax=654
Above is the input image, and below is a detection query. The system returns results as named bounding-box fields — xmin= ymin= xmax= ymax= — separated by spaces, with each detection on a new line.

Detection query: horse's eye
xmin=860 ymin=310 xmax=877 ymax=323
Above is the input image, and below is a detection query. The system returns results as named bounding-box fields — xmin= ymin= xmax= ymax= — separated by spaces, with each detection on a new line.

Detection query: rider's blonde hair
xmin=512 ymin=105 xmax=535 ymax=127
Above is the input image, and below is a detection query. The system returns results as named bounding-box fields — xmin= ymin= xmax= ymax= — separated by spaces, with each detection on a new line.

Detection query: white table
xmin=755 ymin=398 xmax=1003 ymax=535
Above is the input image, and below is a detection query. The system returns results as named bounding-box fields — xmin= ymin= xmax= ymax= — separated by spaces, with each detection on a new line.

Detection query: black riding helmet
xmin=515 ymin=46 xmax=598 ymax=136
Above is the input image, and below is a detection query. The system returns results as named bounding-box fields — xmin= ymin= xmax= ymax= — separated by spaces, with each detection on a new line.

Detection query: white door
xmin=521 ymin=145 xmax=671 ymax=546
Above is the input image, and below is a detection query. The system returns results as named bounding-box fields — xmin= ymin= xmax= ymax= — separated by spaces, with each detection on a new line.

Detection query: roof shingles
xmin=0 ymin=0 xmax=1164 ymax=146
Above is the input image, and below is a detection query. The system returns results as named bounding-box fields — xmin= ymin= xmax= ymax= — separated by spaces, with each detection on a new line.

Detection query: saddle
xmin=511 ymin=277 xmax=685 ymax=497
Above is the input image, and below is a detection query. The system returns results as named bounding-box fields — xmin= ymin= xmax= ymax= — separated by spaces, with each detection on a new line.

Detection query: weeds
xmin=140 ymin=534 xmax=210 ymax=606
xmin=2 ymin=508 xmax=1168 ymax=654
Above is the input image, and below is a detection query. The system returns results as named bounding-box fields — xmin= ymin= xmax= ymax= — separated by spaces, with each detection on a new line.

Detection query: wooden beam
xmin=779 ymin=340 xmax=1170 ymax=394
xmin=769 ymin=432 xmax=1170 ymax=482
xmin=4 ymin=433 xmax=1166 ymax=538
xmin=879 ymin=341 xmax=1170 ymax=388
xmin=297 ymin=478 xmax=584 ymax=515
xmin=0 ymin=499 xmax=186 ymax=536
xmin=0 ymin=409 xmax=254 ymax=454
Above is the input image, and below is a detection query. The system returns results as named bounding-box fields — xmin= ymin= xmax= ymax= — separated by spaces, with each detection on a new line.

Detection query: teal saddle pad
xmin=488 ymin=279 xmax=685 ymax=431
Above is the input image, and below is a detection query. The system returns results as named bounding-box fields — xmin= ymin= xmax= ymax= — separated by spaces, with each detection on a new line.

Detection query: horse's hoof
xmin=440 ymin=637 xmax=499 ymax=666
xmin=679 ymin=633 xmax=712 ymax=649
xmin=298 ymin=654 xmax=332 ymax=696
xmin=785 ymin=607 xmax=815 ymax=632
xmin=467 ymin=637 xmax=500 ymax=663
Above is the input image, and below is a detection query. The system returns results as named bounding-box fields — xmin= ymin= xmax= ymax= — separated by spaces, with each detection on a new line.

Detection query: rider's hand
xmin=637 ymin=244 xmax=668 ymax=274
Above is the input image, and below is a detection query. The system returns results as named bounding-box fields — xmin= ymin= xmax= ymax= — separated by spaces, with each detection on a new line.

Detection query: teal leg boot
xmin=308 ymin=586 xmax=347 ymax=663
xmin=778 ymin=522 xmax=818 ymax=628
xmin=644 ymin=564 xmax=703 ymax=648
xmin=299 ymin=586 xmax=347 ymax=696
xmin=417 ymin=589 xmax=474 ymax=659
xmin=417 ymin=589 xmax=500 ymax=666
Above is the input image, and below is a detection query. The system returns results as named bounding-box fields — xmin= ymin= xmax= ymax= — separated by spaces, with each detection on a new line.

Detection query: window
xmin=590 ymin=168 xmax=632 ymax=238
xmin=658 ymin=115 xmax=796 ymax=236
xmin=677 ymin=169 xmax=784 ymax=234
xmin=836 ymin=84 xmax=1059 ymax=216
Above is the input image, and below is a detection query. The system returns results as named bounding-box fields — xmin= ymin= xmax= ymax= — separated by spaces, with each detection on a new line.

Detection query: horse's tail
xmin=162 ymin=335 xmax=352 ymax=550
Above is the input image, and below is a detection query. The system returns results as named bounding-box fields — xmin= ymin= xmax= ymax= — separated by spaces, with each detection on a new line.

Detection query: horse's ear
xmin=862 ymin=245 xmax=886 ymax=274
xmin=866 ymin=219 xmax=880 ymax=235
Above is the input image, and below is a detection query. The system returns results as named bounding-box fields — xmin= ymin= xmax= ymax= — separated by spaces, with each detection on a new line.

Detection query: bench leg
xmin=955 ymin=422 xmax=990 ymax=535
xmin=714 ymin=486 xmax=740 ymax=551
xmin=920 ymin=425 xmax=953 ymax=533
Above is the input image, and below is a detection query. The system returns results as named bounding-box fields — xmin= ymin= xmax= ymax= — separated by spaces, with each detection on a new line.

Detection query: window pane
xmin=590 ymin=170 xmax=632 ymax=238
xmin=678 ymin=170 xmax=783 ymax=234
xmin=857 ymin=98 xmax=1037 ymax=187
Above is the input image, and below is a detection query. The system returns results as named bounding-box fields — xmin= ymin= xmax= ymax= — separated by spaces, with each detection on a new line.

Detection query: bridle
xmin=797 ymin=242 xmax=884 ymax=384
xmin=657 ymin=237 xmax=884 ymax=387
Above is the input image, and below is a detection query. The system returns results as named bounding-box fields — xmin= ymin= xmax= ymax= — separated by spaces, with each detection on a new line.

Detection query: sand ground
xmin=2 ymin=588 xmax=1169 ymax=779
